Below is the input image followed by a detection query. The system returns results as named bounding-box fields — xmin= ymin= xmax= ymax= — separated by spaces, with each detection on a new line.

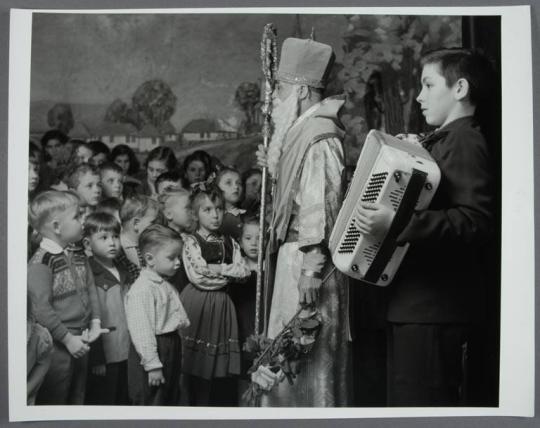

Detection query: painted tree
xmin=104 ymin=98 xmax=139 ymax=128
xmin=47 ymin=103 xmax=74 ymax=135
xmin=339 ymin=15 xmax=461 ymax=135
xmin=131 ymin=79 xmax=177 ymax=131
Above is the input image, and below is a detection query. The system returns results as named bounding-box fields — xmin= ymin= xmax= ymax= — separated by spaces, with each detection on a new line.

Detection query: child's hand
xmin=62 ymin=333 xmax=90 ymax=358
xmin=207 ymin=264 xmax=222 ymax=275
xmin=148 ymin=368 xmax=165 ymax=387
xmin=395 ymin=133 xmax=422 ymax=146
xmin=255 ymin=144 xmax=268 ymax=169
xmin=92 ymin=364 xmax=106 ymax=377
xmin=86 ymin=320 xmax=109 ymax=343
xmin=355 ymin=202 xmax=395 ymax=238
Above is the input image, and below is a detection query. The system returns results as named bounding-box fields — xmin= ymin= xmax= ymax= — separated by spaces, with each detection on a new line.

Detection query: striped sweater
xmin=28 ymin=244 xmax=101 ymax=342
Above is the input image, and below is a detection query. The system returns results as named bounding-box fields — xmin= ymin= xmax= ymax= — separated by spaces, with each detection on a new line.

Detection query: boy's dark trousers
xmin=35 ymin=341 xmax=88 ymax=405
xmin=128 ymin=332 xmax=181 ymax=406
xmin=386 ymin=323 xmax=469 ymax=407
xmin=85 ymin=361 xmax=129 ymax=405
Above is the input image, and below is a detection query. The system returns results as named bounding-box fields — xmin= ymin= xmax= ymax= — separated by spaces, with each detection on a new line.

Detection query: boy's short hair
xmin=28 ymin=190 xmax=80 ymax=232
xmin=138 ymin=224 xmax=182 ymax=255
xmin=158 ymin=189 xmax=192 ymax=211
xmin=99 ymin=161 xmax=124 ymax=176
xmin=191 ymin=187 xmax=224 ymax=214
xmin=155 ymin=170 xmax=188 ymax=192
xmin=83 ymin=211 xmax=121 ymax=238
xmin=120 ymin=194 xmax=158 ymax=224
xmin=65 ymin=163 xmax=100 ymax=189
xmin=420 ymin=48 xmax=495 ymax=106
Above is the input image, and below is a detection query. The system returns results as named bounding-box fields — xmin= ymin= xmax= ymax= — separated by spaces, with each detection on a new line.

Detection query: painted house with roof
xmin=90 ymin=122 xmax=139 ymax=150
xmin=181 ymin=119 xmax=238 ymax=142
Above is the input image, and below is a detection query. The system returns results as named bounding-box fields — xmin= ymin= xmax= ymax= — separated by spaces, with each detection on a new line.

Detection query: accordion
xmin=329 ymin=130 xmax=441 ymax=286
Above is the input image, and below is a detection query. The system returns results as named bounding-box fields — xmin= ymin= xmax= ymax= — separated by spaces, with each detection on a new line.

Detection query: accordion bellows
xmin=329 ymin=130 xmax=441 ymax=286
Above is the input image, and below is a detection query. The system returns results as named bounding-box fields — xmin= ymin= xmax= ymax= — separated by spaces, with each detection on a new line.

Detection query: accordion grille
xmin=337 ymin=171 xmax=389 ymax=254
xmin=361 ymin=172 xmax=388 ymax=202
xmin=338 ymin=222 xmax=361 ymax=254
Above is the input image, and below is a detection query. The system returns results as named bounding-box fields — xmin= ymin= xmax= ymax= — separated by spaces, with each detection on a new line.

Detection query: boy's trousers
xmin=85 ymin=361 xmax=129 ymax=405
xmin=386 ymin=323 xmax=468 ymax=407
xmin=128 ymin=331 xmax=181 ymax=406
xmin=35 ymin=341 xmax=89 ymax=405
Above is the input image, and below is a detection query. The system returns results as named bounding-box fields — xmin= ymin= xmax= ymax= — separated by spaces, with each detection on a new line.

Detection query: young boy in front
xmin=116 ymin=195 xmax=159 ymax=285
xmin=125 ymin=224 xmax=190 ymax=405
xmin=83 ymin=212 xmax=130 ymax=405
xmin=27 ymin=190 xmax=104 ymax=404
xmin=356 ymin=48 xmax=496 ymax=406
xmin=159 ymin=190 xmax=193 ymax=295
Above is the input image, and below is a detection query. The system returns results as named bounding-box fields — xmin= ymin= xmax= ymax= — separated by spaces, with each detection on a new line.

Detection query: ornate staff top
xmin=260 ymin=23 xmax=278 ymax=140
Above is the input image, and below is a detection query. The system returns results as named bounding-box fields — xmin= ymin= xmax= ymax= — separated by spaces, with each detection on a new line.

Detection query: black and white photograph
xmin=6 ymin=5 xmax=534 ymax=421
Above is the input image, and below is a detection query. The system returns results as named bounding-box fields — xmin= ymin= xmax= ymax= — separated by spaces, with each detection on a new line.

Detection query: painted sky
xmin=31 ymin=13 xmax=348 ymax=130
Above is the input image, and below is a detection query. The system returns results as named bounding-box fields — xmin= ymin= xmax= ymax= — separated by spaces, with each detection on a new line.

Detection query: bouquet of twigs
xmin=241 ymin=308 xmax=322 ymax=406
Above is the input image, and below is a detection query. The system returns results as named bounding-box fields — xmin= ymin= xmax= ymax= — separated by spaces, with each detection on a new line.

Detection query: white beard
xmin=267 ymin=90 xmax=299 ymax=179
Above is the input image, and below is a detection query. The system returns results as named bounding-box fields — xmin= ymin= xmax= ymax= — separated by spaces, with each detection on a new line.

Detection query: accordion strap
xmin=364 ymin=169 xmax=427 ymax=283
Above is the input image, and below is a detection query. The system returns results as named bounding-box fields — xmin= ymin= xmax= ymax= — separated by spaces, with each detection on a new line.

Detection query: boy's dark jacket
xmin=387 ymin=116 xmax=496 ymax=324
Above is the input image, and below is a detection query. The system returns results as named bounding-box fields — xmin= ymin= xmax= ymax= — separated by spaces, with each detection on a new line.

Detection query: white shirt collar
xmin=40 ymin=237 xmax=65 ymax=255
xmin=140 ymin=268 xmax=165 ymax=284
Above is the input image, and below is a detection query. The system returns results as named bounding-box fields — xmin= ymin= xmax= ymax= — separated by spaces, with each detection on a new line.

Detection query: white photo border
xmin=8 ymin=5 xmax=534 ymax=421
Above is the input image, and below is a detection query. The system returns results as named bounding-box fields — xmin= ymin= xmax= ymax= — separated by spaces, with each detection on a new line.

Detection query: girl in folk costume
xmin=255 ymin=38 xmax=351 ymax=406
xmin=179 ymin=187 xmax=251 ymax=406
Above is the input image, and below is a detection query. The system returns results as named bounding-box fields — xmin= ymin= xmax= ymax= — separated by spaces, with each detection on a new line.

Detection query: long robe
xmin=263 ymin=100 xmax=351 ymax=407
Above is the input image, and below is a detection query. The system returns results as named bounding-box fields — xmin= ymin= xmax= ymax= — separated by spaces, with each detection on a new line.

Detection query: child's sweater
xmin=28 ymin=238 xmax=101 ymax=342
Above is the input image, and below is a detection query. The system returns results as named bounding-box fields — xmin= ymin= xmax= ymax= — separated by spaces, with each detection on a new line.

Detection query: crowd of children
xmin=27 ymin=140 xmax=264 ymax=406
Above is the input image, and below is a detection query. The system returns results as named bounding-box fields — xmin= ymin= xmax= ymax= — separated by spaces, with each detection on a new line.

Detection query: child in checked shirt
xmin=125 ymin=224 xmax=190 ymax=406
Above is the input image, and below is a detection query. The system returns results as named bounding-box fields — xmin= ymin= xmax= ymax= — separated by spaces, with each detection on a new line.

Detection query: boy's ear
xmin=82 ymin=237 xmax=92 ymax=252
xmin=163 ymin=208 xmax=173 ymax=222
xmin=454 ymin=78 xmax=470 ymax=101
xmin=144 ymin=252 xmax=154 ymax=267
xmin=51 ymin=218 xmax=62 ymax=234
xmin=132 ymin=217 xmax=140 ymax=232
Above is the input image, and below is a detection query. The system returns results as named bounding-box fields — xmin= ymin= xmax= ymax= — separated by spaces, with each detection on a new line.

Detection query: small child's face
xmin=185 ymin=160 xmax=206 ymax=184
xmin=157 ymin=179 xmax=182 ymax=195
xmin=135 ymin=208 xmax=159 ymax=236
xmin=76 ymin=146 xmax=93 ymax=165
xmin=101 ymin=170 xmax=124 ymax=199
xmin=241 ymin=223 xmax=259 ymax=261
xmin=197 ymin=196 xmax=223 ymax=232
xmin=147 ymin=240 xmax=182 ymax=278
xmin=416 ymin=62 xmax=457 ymax=127
xmin=147 ymin=160 xmax=168 ymax=184
xmin=218 ymin=171 xmax=242 ymax=206
xmin=244 ymin=173 xmax=262 ymax=201
xmin=28 ymin=161 xmax=40 ymax=192
xmin=55 ymin=204 xmax=83 ymax=244
xmin=87 ymin=230 xmax=121 ymax=261
xmin=114 ymin=154 xmax=130 ymax=175
xmin=90 ymin=153 xmax=108 ymax=168
xmin=167 ymin=195 xmax=193 ymax=231
xmin=75 ymin=172 xmax=102 ymax=207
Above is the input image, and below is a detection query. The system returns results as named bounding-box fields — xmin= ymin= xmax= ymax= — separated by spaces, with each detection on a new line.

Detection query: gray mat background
xmin=0 ymin=0 xmax=537 ymax=427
